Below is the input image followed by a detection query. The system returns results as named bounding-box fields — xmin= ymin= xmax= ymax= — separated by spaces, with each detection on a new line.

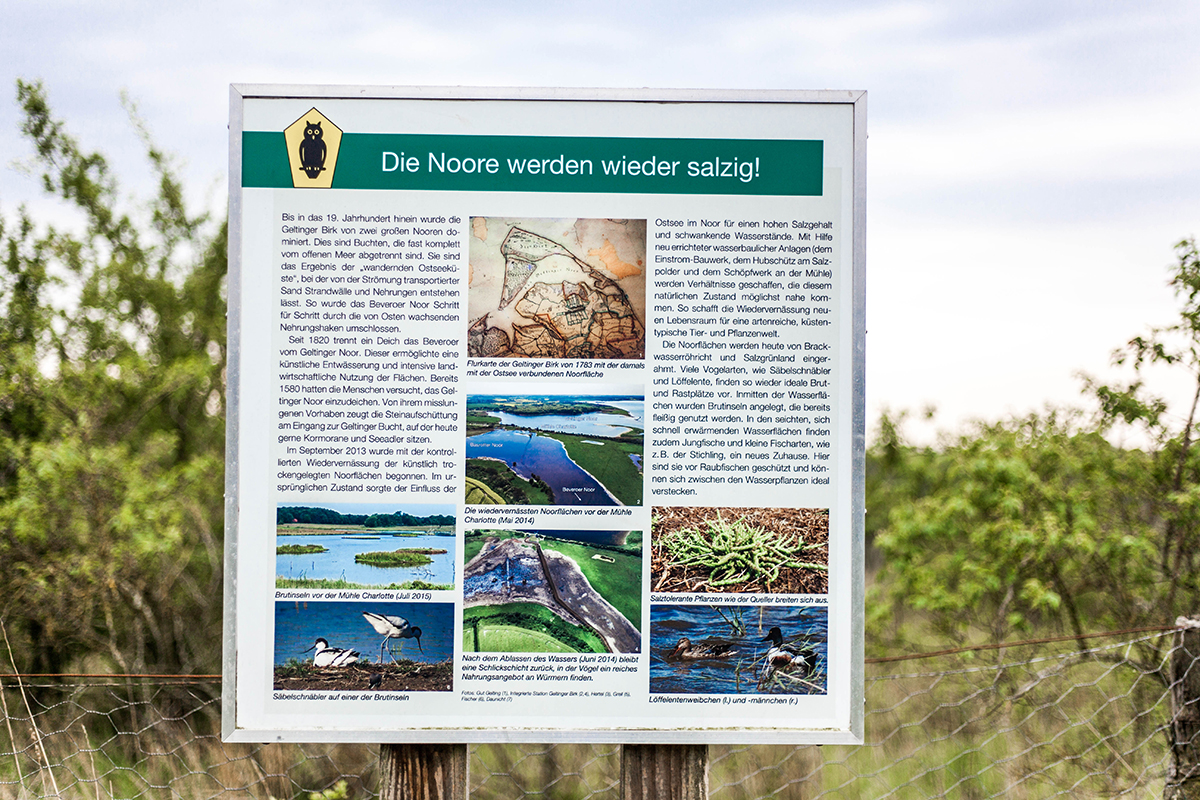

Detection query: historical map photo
xmin=467 ymin=218 xmax=646 ymax=359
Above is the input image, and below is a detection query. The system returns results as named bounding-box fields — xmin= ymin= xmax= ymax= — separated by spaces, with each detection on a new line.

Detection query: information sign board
xmin=223 ymin=86 xmax=865 ymax=743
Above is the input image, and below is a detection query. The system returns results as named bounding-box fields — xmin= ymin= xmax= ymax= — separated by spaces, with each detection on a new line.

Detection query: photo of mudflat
xmin=650 ymin=604 xmax=827 ymax=695
xmin=467 ymin=217 xmax=646 ymax=359
xmin=462 ymin=530 xmax=642 ymax=654
xmin=651 ymin=507 xmax=829 ymax=594
xmin=465 ymin=394 xmax=643 ymax=506
xmin=276 ymin=503 xmax=456 ymax=590
xmin=273 ymin=600 xmax=453 ymax=692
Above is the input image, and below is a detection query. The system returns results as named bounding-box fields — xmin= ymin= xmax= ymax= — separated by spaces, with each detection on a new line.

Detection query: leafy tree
xmin=871 ymin=412 xmax=1152 ymax=643
xmin=870 ymin=238 xmax=1200 ymax=674
xmin=278 ymin=506 xmax=366 ymax=526
xmin=363 ymin=511 xmax=455 ymax=528
xmin=0 ymin=80 xmax=226 ymax=677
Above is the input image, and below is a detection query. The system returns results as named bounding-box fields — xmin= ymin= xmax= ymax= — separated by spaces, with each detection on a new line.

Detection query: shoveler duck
xmin=758 ymin=626 xmax=818 ymax=687
xmin=303 ymin=638 xmax=361 ymax=667
xmin=666 ymin=636 xmax=739 ymax=661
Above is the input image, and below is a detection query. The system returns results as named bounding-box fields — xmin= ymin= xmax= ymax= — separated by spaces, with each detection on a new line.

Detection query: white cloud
xmin=3 ymin=0 xmax=1199 ymax=440
xmin=874 ymin=93 xmax=1200 ymax=190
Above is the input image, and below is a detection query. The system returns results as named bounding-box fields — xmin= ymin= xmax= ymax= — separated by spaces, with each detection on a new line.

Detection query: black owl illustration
xmin=298 ymin=120 xmax=327 ymax=179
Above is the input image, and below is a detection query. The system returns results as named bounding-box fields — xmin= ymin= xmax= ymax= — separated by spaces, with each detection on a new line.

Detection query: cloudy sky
xmin=5 ymin=1 xmax=1199 ymax=443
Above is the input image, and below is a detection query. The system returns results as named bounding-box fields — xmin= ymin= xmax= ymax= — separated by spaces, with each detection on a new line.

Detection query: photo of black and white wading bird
xmin=274 ymin=601 xmax=452 ymax=693
xmin=362 ymin=611 xmax=424 ymax=663
xmin=302 ymin=637 xmax=361 ymax=667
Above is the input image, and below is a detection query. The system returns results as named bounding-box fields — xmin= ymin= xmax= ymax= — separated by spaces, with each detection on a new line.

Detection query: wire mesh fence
xmin=0 ymin=630 xmax=1187 ymax=799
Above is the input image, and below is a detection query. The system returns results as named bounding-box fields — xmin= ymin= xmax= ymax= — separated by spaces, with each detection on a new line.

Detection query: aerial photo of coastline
xmin=465 ymin=393 xmax=643 ymax=506
xmin=462 ymin=529 xmax=642 ymax=654
xmin=275 ymin=502 xmax=456 ymax=590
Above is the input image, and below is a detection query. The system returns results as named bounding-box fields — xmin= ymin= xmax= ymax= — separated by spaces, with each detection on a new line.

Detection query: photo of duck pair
xmin=667 ymin=626 xmax=818 ymax=687
xmin=650 ymin=604 xmax=827 ymax=695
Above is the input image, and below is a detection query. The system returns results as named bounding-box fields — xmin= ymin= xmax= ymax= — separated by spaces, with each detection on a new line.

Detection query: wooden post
xmin=1168 ymin=617 xmax=1200 ymax=800
xmin=622 ymin=744 xmax=708 ymax=800
xmin=378 ymin=743 xmax=467 ymax=800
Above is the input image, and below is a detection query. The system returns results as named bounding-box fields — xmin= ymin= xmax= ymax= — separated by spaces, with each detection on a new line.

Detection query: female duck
xmin=667 ymin=636 xmax=739 ymax=661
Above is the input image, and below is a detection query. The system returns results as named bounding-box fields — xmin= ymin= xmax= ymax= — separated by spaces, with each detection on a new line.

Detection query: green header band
xmin=243 ymin=132 xmax=823 ymax=196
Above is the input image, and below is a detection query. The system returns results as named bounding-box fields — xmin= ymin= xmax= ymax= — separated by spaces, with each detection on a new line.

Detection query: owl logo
xmin=284 ymin=109 xmax=343 ymax=189
xmin=298 ymin=121 xmax=326 ymax=179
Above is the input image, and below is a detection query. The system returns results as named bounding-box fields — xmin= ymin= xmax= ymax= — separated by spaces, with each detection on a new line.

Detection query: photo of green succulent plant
xmin=651 ymin=507 xmax=829 ymax=595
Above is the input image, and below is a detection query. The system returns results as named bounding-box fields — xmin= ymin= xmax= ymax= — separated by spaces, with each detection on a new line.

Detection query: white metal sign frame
xmin=223 ymin=86 xmax=865 ymax=743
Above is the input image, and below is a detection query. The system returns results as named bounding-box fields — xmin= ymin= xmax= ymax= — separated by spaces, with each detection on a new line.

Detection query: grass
xmin=463 ymin=530 xmax=495 ymax=563
xmin=543 ymin=430 xmax=643 ymax=506
xmin=477 ymin=625 xmax=578 ymax=653
xmin=0 ymin=625 xmax=1174 ymax=799
xmin=0 ymin=534 xmax=1172 ymax=800
xmin=277 ymin=524 xmax=360 ymax=534
xmin=464 ymin=529 xmax=535 ymax=562
xmin=275 ymin=577 xmax=452 ymax=590
xmin=465 ymin=475 xmax=507 ymax=505
xmin=354 ymin=548 xmax=446 ymax=567
xmin=276 ymin=543 xmax=328 ymax=555
xmin=277 ymin=524 xmax=455 ymax=535
xmin=465 ymin=459 xmax=552 ymax=505
xmin=538 ymin=538 xmax=641 ymax=632
xmin=463 ymin=603 xmax=606 ymax=653
xmin=0 ymin=683 xmax=385 ymax=800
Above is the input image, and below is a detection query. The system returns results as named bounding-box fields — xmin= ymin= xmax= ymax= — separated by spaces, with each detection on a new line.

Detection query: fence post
xmin=1168 ymin=617 xmax=1200 ymax=800
xmin=621 ymin=744 xmax=707 ymax=800
xmin=378 ymin=743 xmax=467 ymax=800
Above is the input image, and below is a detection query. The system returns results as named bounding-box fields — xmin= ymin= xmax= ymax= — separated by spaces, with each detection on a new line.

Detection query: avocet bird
xmin=362 ymin=612 xmax=423 ymax=663
xmin=303 ymin=638 xmax=361 ymax=667
xmin=758 ymin=626 xmax=817 ymax=688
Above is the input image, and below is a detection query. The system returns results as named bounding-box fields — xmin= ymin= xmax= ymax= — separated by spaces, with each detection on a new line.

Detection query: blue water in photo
xmin=491 ymin=404 xmax=645 ymax=437
xmin=274 ymin=600 xmax=454 ymax=666
xmin=276 ymin=533 xmax=456 ymax=587
xmin=462 ymin=551 xmax=543 ymax=598
xmin=530 ymin=529 xmax=634 ymax=547
xmin=596 ymin=399 xmax=645 ymax=423
xmin=466 ymin=429 xmax=617 ymax=505
xmin=649 ymin=605 xmax=828 ymax=695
